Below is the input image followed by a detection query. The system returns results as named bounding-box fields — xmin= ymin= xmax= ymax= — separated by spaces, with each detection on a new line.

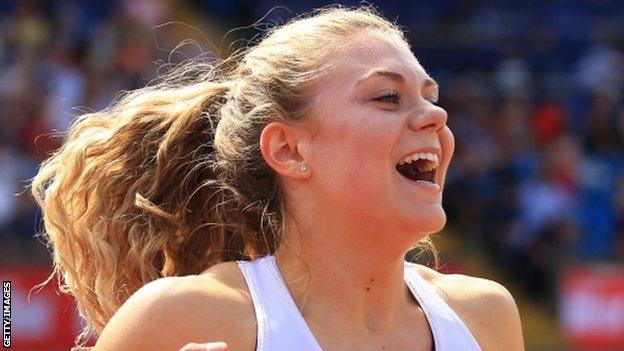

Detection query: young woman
xmin=32 ymin=6 xmax=524 ymax=351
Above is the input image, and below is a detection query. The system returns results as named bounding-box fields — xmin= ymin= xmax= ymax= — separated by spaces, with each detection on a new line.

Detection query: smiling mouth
xmin=395 ymin=153 xmax=438 ymax=183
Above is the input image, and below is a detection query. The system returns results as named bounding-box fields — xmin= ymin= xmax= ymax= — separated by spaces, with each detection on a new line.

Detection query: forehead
xmin=332 ymin=31 xmax=426 ymax=83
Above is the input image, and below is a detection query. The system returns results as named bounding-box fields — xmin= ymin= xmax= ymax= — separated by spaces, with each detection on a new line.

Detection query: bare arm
xmin=442 ymin=275 xmax=525 ymax=351
xmin=477 ymin=280 xmax=525 ymax=351
xmin=93 ymin=276 xmax=255 ymax=351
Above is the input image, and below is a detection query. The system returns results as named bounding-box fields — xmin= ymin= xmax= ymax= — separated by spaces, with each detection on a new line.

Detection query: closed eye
xmin=375 ymin=91 xmax=400 ymax=104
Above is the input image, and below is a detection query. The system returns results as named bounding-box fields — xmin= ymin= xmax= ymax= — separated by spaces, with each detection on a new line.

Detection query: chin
xmin=427 ymin=213 xmax=447 ymax=234
xmin=403 ymin=206 xmax=447 ymax=235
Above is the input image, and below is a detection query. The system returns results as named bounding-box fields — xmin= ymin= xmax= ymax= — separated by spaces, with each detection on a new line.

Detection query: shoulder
xmin=411 ymin=264 xmax=525 ymax=351
xmin=95 ymin=261 xmax=255 ymax=351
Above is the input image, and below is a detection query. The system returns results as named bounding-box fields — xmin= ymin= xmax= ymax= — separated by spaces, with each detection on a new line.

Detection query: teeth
xmin=398 ymin=152 xmax=439 ymax=170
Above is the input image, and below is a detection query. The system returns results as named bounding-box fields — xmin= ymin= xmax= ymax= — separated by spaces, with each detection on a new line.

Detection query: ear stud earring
xmin=299 ymin=164 xmax=309 ymax=172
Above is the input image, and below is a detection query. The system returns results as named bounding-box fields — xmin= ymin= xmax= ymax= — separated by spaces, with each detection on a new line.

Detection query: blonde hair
xmin=31 ymin=4 xmax=438 ymax=346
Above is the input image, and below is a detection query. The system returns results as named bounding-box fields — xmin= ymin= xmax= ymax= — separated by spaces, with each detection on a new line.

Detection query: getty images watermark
xmin=2 ymin=281 xmax=10 ymax=348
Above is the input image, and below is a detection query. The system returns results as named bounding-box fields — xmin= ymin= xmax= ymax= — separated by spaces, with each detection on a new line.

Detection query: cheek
xmin=314 ymin=117 xmax=396 ymax=190
xmin=329 ymin=122 xmax=393 ymax=165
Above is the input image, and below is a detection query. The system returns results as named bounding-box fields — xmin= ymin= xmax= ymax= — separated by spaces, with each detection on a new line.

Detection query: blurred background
xmin=0 ymin=0 xmax=623 ymax=350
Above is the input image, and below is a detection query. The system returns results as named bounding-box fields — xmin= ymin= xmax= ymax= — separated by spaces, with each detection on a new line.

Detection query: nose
xmin=408 ymin=104 xmax=448 ymax=133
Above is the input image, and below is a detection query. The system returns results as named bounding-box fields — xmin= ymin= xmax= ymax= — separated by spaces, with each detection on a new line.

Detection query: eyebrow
xmin=356 ymin=70 xmax=439 ymax=90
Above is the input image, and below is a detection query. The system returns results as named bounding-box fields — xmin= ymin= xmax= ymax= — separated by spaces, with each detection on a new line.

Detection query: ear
xmin=260 ymin=122 xmax=311 ymax=179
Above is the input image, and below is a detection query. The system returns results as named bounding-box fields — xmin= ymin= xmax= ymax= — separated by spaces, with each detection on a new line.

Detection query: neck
xmin=273 ymin=212 xmax=424 ymax=336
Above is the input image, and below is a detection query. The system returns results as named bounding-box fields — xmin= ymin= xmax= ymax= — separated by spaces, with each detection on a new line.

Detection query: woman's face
xmin=303 ymin=31 xmax=455 ymax=239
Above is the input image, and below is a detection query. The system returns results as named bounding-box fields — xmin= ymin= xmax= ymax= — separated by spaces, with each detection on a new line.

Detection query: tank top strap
xmin=403 ymin=262 xmax=482 ymax=351
xmin=237 ymin=256 xmax=323 ymax=351
xmin=237 ymin=256 xmax=481 ymax=351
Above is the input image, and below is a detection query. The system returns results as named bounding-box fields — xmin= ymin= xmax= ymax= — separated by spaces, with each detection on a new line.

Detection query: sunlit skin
xmin=262 ymin=30 xmax=454 ymax=349
xmin=276 ymin=31 xmax=453 ymax=248
xmin=95 ymin=30 xmax=524 ymax=351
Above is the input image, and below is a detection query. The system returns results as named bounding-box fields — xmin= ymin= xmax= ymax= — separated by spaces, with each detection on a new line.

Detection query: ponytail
xmin=31 ymin=61 xmax=242 ymax=342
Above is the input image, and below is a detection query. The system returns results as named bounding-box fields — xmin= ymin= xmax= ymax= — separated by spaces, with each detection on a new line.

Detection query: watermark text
xmin=2 ymin=281 xmax=10 ymax=348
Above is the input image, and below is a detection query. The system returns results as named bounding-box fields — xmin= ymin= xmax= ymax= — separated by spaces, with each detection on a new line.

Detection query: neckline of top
xmin=260 ymin=255 xmax=441 ymax=351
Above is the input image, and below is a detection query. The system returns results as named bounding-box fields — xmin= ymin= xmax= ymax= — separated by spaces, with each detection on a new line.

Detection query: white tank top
xmin=237 ymin=256 xmax=482 ymax=351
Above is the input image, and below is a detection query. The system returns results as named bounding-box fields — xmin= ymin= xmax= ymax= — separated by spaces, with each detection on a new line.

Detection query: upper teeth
xmin=398 ymin=152 xmax=439 ymax=171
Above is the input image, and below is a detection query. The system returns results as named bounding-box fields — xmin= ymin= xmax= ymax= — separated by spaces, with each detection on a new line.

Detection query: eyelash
xmin=374 ymin=91 xmax=439 ymax=106
xmin=376 ymin=91 xmax=400 ymax=104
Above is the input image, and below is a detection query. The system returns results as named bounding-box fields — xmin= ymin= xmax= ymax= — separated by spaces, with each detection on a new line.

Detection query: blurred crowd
xmin=0 ymin=0 xmax=623 ymax=305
